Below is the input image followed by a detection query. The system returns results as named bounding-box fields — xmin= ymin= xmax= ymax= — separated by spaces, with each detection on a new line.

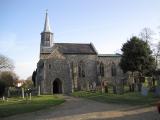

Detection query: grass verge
xmin=72 ymin=91 xmax=160 ymax=106
xmin=0 ymin=95 xmax=65 ymax=118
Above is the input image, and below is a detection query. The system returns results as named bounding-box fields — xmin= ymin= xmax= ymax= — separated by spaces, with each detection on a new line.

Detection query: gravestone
xmin=38 ymin=85 xmax=41 ymax=96
xmin=155 ymin=87 xmax=160 ymax=96
xmin=141 ymin=86 xmax=148 ymax=96
xmin=155 ymin=75 xmax=160 ymax=96
xmin=22 ymin=88 xmax=24 ymax=99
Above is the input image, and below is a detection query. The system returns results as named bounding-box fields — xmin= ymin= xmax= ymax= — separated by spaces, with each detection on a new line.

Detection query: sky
xmin=0 ymin=0 xmax=160 ymax=79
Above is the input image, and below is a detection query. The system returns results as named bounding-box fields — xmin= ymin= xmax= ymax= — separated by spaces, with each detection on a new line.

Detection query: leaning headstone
xmin=22 ymin=88 xmax=24 ymax=99
xmin=7 ymin=88 xmax=10 ymax=97
xmin=93 ymin=82 xmax=96 ymax=90
xmin=38 ymin=85 xmax=41 ymax=96
xmin=2 ymin=96 xmax=5 ymax=101
xmin=101 ymin=86 xmax=105 ymax=93
xmin=29 ymin=93 xmax=32 ymax=100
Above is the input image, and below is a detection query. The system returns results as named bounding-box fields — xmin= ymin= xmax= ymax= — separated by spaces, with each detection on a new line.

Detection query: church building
xmin=36 ymin=12 xmax=124 ymax=94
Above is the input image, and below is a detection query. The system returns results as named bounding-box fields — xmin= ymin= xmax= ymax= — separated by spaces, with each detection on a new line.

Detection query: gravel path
xmin=2 ymin=96 xmax=160 ymax=120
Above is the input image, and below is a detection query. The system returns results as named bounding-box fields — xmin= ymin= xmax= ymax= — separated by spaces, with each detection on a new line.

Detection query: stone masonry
xmin=35 ymin=12 xmax=124 ymax=94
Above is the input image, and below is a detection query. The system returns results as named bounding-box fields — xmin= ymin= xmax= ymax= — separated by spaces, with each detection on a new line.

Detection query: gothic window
xmin=71 ymin=62 xmax=74 ymax=78
xmin=78 ymin=61 xmax=85 ymax=78
xmin=111 ymin=62 xmax=117 ymax=76
xmin=48 ymin=64 xmax=51 ymax=69
xmin=46 ymin=41 xmax=50 ymax=46
xmin=46 ymin=35 xmax=50 ymax=41
xmin=45 ymin=35 xmax=50 ymax=46
xmin=100 ymin=62 xmax=104 ymax=77
xmin=42 ymin=63 xmax=44 ymax=67
xmin=39 ymin=62 xmax=44 ymax=68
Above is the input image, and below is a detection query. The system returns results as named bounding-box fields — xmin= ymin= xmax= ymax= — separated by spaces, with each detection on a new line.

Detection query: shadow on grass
xmin=1 ymin=95 xmax=159 ymax=120
xmin=72 ymin=91 xmax=160 ymax=106
xmin=0 ymin=95 xmax=65 ymax=118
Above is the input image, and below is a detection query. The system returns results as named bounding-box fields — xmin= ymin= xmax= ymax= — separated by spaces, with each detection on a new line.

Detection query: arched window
xmin=42 ymin=63 xmax=44 ymax=68
xmin=100 ymin=62 xmax=104 ymax=77
xmin=78 ymin=61 xmax=85 ymax=78
xmin=111 ymin=62 xmax=116 ymax=76
xmin=39 ymin=62 xmax=44 ymax=68
xmin=70 ymin=62 xmax=74 ymax=78
xmin=48 ymin=64 xmax=51 ymax=69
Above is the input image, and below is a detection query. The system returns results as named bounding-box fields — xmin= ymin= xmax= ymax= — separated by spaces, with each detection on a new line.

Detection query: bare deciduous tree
xmin=139 ymin=27 xmax=154 ymax=43
xmin=0 ymin=54 xmax=14 ymax=71
xmin=152 ymin=27 xmax=160 ymax=68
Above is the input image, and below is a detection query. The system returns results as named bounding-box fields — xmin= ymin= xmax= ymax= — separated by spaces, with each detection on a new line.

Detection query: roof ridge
xmin=55 ymin=43 xmax=90 ymax=45
xmin=98 ymin=54 xmax=121 ymax=57
xmin=54 ymin=43 xmax=97 ymax=54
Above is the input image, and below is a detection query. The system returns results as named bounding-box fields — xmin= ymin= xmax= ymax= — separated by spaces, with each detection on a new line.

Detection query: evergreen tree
xmin=120 ymin=36 xmax=156 ymax=76
xmin=32 ymin=70 xmax=37 ymax=87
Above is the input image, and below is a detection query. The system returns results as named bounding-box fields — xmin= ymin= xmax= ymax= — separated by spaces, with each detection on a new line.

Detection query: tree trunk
xmin=132 ymin=72 xmax=135 ymax=92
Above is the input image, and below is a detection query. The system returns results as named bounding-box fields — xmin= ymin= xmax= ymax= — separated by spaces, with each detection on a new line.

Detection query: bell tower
xmin=40 ymin=10 xmax=54 ymax=59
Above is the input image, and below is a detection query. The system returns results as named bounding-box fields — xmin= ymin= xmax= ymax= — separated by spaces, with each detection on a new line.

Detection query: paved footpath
xmin=2 ymin=96 xmax=160 ymax=120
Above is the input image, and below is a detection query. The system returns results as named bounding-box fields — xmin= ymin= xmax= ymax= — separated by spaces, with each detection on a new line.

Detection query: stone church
xmin=36 ymin=12 xmax=124 ymax=94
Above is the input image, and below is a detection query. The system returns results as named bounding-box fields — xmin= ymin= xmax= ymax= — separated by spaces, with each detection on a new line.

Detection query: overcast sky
xmin=0 ymin=0 xmax=160 ymax=79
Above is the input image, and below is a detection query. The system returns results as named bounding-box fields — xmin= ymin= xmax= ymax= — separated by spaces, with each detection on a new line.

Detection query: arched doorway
xmin=53 ymin=78 xmax=62 ymax=94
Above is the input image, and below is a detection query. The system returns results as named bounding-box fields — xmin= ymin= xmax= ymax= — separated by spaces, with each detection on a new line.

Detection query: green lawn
xmin=72 ymin=91 xmax=160 ymax=106
xmin=0 ymin=95 xmax=65 ymax=118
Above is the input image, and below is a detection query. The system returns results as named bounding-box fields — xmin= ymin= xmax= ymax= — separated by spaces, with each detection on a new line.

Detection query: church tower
xmin=40 ymin=11 xmax=54 ymax=59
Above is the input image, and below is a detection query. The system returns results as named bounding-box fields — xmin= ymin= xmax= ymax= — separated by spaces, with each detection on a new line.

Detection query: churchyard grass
xmin=72 ymin=91 xmax=160 ymax=106
xmin=0 ymin=95 xmax=65 ymax=118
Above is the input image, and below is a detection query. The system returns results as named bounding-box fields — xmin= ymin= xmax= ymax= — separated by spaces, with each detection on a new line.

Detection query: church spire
xmin=40 ymin=10 xmax=54 ymax=56
xmin=43 ymin=10 xmax=51 ymax=32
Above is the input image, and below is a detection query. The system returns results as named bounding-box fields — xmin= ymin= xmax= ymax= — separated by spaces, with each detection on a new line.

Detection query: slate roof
xmin=55 ymin=43 xmax=97 ymax=54
xmin=98 ymin=54 xmax=121 ymax=57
